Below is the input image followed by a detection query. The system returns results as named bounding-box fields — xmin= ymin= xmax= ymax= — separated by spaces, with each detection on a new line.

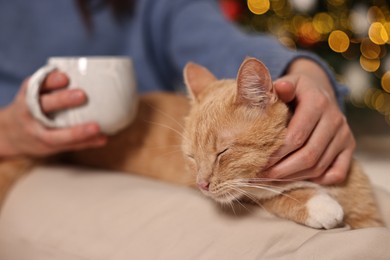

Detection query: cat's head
xmin=182 ymin=57 xmax=289 ymax=204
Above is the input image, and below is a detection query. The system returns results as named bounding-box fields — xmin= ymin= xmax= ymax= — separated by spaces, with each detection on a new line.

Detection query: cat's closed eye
xmin=216 ymin=148 xmax=229 ymax=158
xmin=186 ymin=154 xmax=195 ymax=160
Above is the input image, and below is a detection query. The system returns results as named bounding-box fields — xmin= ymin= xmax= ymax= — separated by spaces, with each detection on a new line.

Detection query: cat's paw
xmin=305 ymin=193 xmax=344 ymax=229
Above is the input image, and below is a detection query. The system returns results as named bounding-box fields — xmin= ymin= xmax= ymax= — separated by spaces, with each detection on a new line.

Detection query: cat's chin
xmin=201 ymin=189 xmax=243 ymax=204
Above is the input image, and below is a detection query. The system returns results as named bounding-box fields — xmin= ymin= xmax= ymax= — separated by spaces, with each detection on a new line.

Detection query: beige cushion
xmin=0 ymin=165 xmax=389 ymax=260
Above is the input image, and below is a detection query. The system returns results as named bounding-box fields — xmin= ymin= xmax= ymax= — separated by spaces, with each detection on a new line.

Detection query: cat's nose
xmin=197 ymin=181 xmax=210 ymax=191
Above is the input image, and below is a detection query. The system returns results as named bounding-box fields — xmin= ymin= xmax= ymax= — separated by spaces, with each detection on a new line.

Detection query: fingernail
xmin=70 ymin=90 xmax=84 ymax=102
xmin=52 ymin=72 xmax=66 ymax=84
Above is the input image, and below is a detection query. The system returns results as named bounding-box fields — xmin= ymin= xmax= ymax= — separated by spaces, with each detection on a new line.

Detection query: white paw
xmin=305 ymin=193 xmax=344 ymax=229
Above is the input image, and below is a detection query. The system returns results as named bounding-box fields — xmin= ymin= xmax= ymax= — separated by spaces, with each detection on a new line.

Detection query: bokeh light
xmin=381 ymin=72 xmax=390 ymax=93
xmin=328 ymin=30 xmax=350 ymax=53
xmin=270 ymin=0 xmax=285 ymax=13
xmin=384 ymin=22 xmax=390 ymax=44
xmin=299 ymin=21 xmax=321 ymax=45
xmin=368 ymin=6 xmax=385 ymax=24
xmin=272 ymin=0 xmax=291 ymax=17
xmin=327 ymin=0 xmax=345 ymax=7
xmin=349 ymin=5 xmax=370 ymax=36
xmin=344 ymin=63 xmax=370 ymax=104
xmin=360 ymin=38 xmax=381 ymax=59
xmin=313 ymin=12 xmax=334 ymax=34
xmin=374 ymin=92 xmax=385 ymax=113
xmin=292 ymin=15 xmax=307 ymax=32
xmin=289 ymin=0 xmax=316 ymax=13
xmin=364 ymin=88 xmax=376 ymax=109
xmin=360 ymin=56 xmax=380 ymax=72
xmin=368 ymin=22 xmax=389 ymax=45
xmin=247 ymin=0 xmax=270 ymax=15
xmin=242 ymin=0 xmax=390 ymax=126
xmin=278 ymin=36 xmax=296 ymax=49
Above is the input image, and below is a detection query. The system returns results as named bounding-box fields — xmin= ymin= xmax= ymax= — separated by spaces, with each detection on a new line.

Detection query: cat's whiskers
xmin=233 ymin=181 xmax=283 ymax=195
xmin=232 ymin=195 xmax=251 ymax=212
xmin=144 ymin=120 xmax=188 ymax=141
xmin=224 ymin=191 xmax=238 ymax=215
xmin=224 ymin=188 xmax=254 ymax=215
xmin=214 ymin=181 xmax=259 ymax=206
xmin=227 ymin=185 xmax=266 ymax=210
xmin=248 ymin=175 xmax=316 ymax=182
xmin=230 ymin=179 xmax=283 ymax=192
xmin=232 ymin=178 xmax=284 ymax=187
xmin=153 ymin=148 xmax=183 ymax=159
xmin=143 ymin=144 xmax=183 ymax=150
xmin=145 ymin=103 xmax=185 ymax=130
xmin=227 ymin=179 xmax=301 ymax=203
xmin=212 ymin=182 xmax=243 ymax=202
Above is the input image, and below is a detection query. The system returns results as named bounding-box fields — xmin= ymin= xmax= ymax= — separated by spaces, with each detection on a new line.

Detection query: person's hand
xmin=0 ymin=71 xmax=107 ymax=157
xmin=266 ymin=59 xmax=356 ymax=185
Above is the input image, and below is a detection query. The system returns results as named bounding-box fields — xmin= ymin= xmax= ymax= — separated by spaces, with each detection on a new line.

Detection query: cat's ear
xmin=184 ymin=62 xmax=217 ymax=101
xmin=236 ymin=57 xmax=277 ymax=108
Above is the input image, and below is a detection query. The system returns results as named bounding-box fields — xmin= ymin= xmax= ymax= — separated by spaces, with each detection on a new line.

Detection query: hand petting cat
xmin=266 ymin=58 xmax=356 ymax=185
xmin=0 ymin=71 xmax=107 ymax=157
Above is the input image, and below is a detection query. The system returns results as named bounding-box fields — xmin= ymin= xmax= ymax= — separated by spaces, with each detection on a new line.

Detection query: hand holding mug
xmin=0 ymin=71 xmax=106 ymax=157
xmin=27 ymin=56 xmax=137 ymax=134
xmin=0 ymin=56 xmax=137 ymax=157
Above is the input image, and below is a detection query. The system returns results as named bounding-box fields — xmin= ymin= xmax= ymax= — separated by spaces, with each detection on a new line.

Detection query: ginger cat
xmin=0 ymin=58 xmax=383 ymax=229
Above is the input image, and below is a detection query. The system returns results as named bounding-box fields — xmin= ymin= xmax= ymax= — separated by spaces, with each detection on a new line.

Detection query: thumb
xmin=274 ymin=80 xmax=296 ymax=103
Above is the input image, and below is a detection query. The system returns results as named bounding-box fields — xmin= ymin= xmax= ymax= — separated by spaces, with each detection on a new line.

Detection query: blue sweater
xmin=0 ymin=0 xmax=347 ymax=108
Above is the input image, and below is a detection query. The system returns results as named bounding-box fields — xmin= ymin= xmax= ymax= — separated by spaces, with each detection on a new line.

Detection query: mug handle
xmin=25 ymin=64 xmax=59 ymax=128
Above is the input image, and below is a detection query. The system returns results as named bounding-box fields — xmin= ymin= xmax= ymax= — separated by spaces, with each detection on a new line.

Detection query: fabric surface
xmin=0 ymin=165 xmax=389 ymax=260
xmin=0 ymin=0 xmax=348 ymax=108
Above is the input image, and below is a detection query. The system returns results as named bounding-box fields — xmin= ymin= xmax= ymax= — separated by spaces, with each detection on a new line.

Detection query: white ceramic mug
xmin=26 ymin=56 xmax=138 ymax=135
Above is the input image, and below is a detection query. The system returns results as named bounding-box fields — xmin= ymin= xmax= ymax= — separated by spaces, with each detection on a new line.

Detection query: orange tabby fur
xmin=0 ymin=58 xmax=383 ymax=229
xmin=67 ymin=92 xmax=192 ymax=186
xmin=180 ymin=58 xmax=383 ymax=229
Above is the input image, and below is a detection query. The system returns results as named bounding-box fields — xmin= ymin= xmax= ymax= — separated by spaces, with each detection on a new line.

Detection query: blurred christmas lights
xmin=328 ymin=30 xmax=350 ymax=52
xmin=248 ymin=0 xmax=270 ymax=15
xmin=230 ymin=0 xmax=390 ymax=126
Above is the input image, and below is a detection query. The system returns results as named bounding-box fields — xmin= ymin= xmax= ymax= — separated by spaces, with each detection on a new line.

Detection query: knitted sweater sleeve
xmin=142 ymin=0 xmax=348 ymax=109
